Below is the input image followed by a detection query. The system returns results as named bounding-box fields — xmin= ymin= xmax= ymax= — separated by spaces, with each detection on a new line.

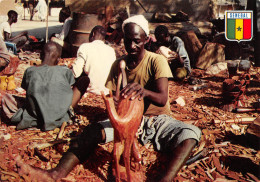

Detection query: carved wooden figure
xmin=101 ymin=60 xmax=144 ymax=182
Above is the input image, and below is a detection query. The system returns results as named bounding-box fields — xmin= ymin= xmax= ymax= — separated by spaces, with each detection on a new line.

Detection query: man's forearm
xmin=6 ymin=34 xmax=24 ymax=41
xmin=143 ymin=88 xmax=168 ymax=107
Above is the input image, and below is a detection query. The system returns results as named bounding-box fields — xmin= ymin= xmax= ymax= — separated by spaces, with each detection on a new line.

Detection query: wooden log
xmin=247 ymin=116 xmax=260 ymax=137
xmin=196 ymin=42 xmax=225 ymax=70
xmin=247 ymin=173 xmax=260 ymax=182
xmin=28 ymin=138 xmax=75 ymax=150
xmin=212 ymin=154 xmax=225 ymax=175
xmin=213 ymin=117 xmax=256 ymax=124
xmin=56 ymin=122 xmax=67 ymax=140
xmin=186 ymin=148 xmax=207 ymax=165
xmin=34 ymin=148 xmax=49 ymax=162
xmin=233 ymin=107 xmax=260 ymax=113
xmin=180 ymin=30 xmax=202 ymax=68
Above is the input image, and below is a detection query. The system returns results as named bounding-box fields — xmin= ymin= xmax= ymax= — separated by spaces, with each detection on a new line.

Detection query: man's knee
xmin=0 ymin=57 xmax=9 ymax=71
xmin=174 ymin=125 xmax=201 ymax=150
xmin=68 ymin=122 xmax=104 ymax=162
xmin=80 ymin=122 xmax=104 ymax=143
xmin=181 ymin=138 xmax=197 ymax=147
xmin=13 ymin=36 xmax=28 ymax=44
xmin=75 ymin=122 xmax=105 ymax=150
xmin=73 ymin=76 xmax=90 ymax=95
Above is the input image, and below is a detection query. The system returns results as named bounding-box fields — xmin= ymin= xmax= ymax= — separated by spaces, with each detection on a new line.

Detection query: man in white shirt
xmin=72 ymin=25 xmax=116 ymax=95
xmin=55 ymin=7 xmax=72 ymax=41
xmin=0 ymin=10 xmax=29 ymax=51
xmin=50 ymin=7 xmax=72 ymax=58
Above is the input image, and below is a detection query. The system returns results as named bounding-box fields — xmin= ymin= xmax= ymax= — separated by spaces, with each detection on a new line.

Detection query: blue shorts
xmin=99 ymin=114 xmax=201 ymax=151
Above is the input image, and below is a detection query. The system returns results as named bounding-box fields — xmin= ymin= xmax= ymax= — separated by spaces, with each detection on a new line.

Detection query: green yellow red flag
xmin=225 ymin=11 xmax=253 ymax=41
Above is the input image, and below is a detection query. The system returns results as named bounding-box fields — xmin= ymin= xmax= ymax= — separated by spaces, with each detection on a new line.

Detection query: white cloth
xmin=35 ymin=0 xmax=47 ymax=20
xmin=0 ymin=37 xmax=8 ymax=53
xmin=56 ymin=17 xmax=72 ymax=40
xmin=0 ymin=22 xmax=11 ymax=40
xmin=122 ymin=15 xmax=149 ymax=36
xmin=72 ymin=40 xmax=116 ymax=95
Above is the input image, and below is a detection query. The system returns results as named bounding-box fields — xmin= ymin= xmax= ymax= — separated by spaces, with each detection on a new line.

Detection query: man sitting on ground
xmin=72 ymin=25 xmax=116 ymax=95
xmin=147 ymin=25 xmax=192 ymax=80
xmin=1 ymin=41 xmax=89 ymax=131
xmin=50 ymin=7 xmax=73 ymax=58
xmin=51 ymin=7 xmax=72 ymax=42
xmin=0 ymin=37 xmax=11 ymax=72
xmin=15 ymin=15 xmax=201 ymax=182
xmin=0 ymin=10 xmax=29 ymax=52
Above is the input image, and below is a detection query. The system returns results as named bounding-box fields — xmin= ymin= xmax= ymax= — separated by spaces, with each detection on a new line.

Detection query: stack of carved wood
xmin=222 ymin=59 xmax=252 ymax=112
xmin=222 ymin=74 xmax=250 ymax=112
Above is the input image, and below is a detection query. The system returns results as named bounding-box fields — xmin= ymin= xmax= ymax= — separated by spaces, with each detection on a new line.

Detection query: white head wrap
xmin=122 ymin=15 xmax=149 ymax=36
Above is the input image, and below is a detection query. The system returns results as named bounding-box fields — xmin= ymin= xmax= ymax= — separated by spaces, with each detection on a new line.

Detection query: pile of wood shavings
xmin=0 ymin=56 xmax=259 ymax=181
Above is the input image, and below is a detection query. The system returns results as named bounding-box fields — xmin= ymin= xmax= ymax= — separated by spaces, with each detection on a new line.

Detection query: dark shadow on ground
xmin=206 ymin=85 xmax=223 ymax=92
xmin=220 ymin=155 xmax=260 ymax=178
xmin=83 ymin=145 xmax=113 ymax=181
xmin=202 ymin=76 xmax=227 ymax=83
xmin=194 ymin=96 xmax=223 ymax=108
xmin=249 ymin=80 xmax=260 ymax=88
xmin=13 ymin=25 xmax=62 ymax=39
xmin=74 ymin=105 xmax=108 ymax=122
xmin=246 ymin=90 xmax=260 ymax=97
xmin=224 ymin=131 xmax=260 ymax=151
xmin=145 ymin=152 xmax=165 ymax=182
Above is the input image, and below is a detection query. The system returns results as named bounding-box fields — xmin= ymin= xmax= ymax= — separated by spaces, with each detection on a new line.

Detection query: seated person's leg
xmin=68 ymin=122 xmax=106 ymax=161
xmin=175 ymin=67 xmax=188 ymax=80
xmin=161 ymin=138 xmax=197 ymax=182
xmin=15 ymin=120 xmax=108 ymax=181
xmin=1 ymin=94 xmax=25 ymax=120
xmin=169 ymin=59 xmax=187 ymax=80
xmin=139 ymin=115 xmax=201 ymax=181
xmin=71 ymin=75 xmax=90 ymax=108
xmin=29 ymin=4 xmax=35 ymax=21
xmin=11 ymin=35 xmax=28 ymax=51
xmin=51 ymin=37 xmax=73 ymax=58
xmin=49 ymin=121 xmax=107 ymax=180
xmin=171 ymin=36 xmax=192 ymax=74
xmin=4 ymin=42 xmax=17 ymax=55
xmin=0 ymin=56 xmax=9 ymax=72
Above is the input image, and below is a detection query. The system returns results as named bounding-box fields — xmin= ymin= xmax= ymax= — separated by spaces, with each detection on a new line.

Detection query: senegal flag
xmin=226 ymin=11 xmax=253 ymax=41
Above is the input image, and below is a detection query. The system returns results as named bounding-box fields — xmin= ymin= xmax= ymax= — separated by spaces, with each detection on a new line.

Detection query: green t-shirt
xmin=106 ymin=50 xmax=173 ymax=116
xmin=11 ymin=65 xmax=75 ymax=131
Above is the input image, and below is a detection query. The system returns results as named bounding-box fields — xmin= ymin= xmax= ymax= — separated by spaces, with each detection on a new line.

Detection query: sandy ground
xmin=10 ymin=15 xmax=63 ymax=40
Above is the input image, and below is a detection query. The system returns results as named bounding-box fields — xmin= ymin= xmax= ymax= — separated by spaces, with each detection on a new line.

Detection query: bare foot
xmin=0 ymin=90 xmax=6 ymax=105
xmin=15 ymin=155 xmax=55 ymax=182
xmin=113 ymin=164 xmax=145 ymax=182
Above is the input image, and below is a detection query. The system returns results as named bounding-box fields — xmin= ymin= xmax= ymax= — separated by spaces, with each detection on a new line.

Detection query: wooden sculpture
xmin=101 ymin=60 xmax=144 ymax=182
xmin=0 ymin=56 xmax=20 ymax=76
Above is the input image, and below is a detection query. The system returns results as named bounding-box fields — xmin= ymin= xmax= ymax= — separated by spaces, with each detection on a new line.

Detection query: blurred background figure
xmin=54 ymin=7 xmax=72 ymax=41
xmin=50 ymin=7 xmax=72 ymax=58
xmin=28 ymin=0 xmax=36 ymax=21
xmin=0 ymin=10 xmax=29 ymax=52
xmin=35 ymin=0 xmax=47 ymax=21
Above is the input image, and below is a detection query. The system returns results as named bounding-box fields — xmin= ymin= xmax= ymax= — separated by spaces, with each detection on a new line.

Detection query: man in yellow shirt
xmin=15 ymin=15 xmax=201 ymax=182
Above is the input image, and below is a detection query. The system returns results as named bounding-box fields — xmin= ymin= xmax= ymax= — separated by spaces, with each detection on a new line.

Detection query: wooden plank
xmin=247 ymin=116 xmax=260 ymax=137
